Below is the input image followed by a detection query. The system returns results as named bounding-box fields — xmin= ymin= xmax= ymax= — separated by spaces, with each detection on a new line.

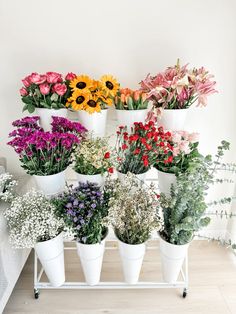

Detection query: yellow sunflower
xmin=90 ymin=80 xmax=100 ymax=92
xmin=69 ymin=75 xmax=93 ymax=91
xmin=69 ymin=89 xmax=90 ymax=111
xmin=84 ymin=95 xmax=101 ymax=114
xmin=96 ymin=91 xmax=113 ymax=107
xmin=100 ymin=75 xmax=119 ymax=97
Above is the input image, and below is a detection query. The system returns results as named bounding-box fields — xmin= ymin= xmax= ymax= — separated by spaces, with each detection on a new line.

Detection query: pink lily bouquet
xmin=140 ymin=60 xmax=217 ymax=113
xmin=7 ymin=116 xmax=87 ymax=176
xmin=20 ymin=72 xmax=76 ymax=113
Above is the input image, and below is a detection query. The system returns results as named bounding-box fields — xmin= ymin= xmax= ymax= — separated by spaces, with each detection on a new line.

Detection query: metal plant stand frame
xmin=33 ymin=238 xmax=189 ymax=299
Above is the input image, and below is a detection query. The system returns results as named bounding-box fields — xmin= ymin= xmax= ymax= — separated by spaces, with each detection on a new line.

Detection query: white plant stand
xmin=33 ymin=238 xmax=189 ymax=299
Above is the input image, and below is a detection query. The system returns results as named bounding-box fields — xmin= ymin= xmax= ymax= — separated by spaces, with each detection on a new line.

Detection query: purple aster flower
xmin=91 ymin=203 xmax=97 ymax=209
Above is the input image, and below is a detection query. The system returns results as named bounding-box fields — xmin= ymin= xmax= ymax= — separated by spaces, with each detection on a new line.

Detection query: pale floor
xmin=4 ymin=241 xmax=236 ymax=314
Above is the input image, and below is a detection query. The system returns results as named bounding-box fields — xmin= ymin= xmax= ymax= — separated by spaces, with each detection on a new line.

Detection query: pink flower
xmin=172 ymin=132 xmax=182 ymax=143
xmin=20 ymin=87 xmax=28 ymax=96
xmin=54 ymin=83 xmax=67 ymax=96
xmin=179 ymin=140 xmax=191 ymax=154
xmin=65 ymin=72 xmax=77 ymax=80
xmin=173 ymin=147 xmax=180 ymax=157
xmin=46 ymin=72 xmax=62 ymax=84
xmin=187 ymin=132 xmax=199 ymax=143
xmin=39 ymin=83 xmax=50 ymax=95
xmin=22 ymin=76 xmax=31 ymax=87
xmin=29 ymin=73 xmax=46 ymax=85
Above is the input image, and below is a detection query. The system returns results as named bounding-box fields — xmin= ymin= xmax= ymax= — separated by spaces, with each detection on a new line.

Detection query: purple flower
xmin=91 ymin=203 xmax=96 ymax=209
xmin=79 ymin=203 xmax=84 ymax=209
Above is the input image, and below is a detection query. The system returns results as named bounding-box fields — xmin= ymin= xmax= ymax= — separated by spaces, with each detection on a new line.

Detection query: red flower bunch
xmin=116 ymin=121 xmax=173 ymax=174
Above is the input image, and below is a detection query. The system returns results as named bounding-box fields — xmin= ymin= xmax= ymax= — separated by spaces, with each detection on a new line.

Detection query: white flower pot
xmin=77 ymin=109 xmax=108 ymax=137
xmin=76 ymin=236 xmax=107 ymax=286
xmin=35 ymin=108 xmax=67 ymax=132
xmin=117 ymin=171 xmax=147 ymax=185
xmin=158 ymin=108 xmax=188 ymax=131
xmin=76 ymin=173 xmax=104 ymax=186
xmin=118 ymin=238 xmax=146 ymax=284
xmin=159 ymin=235 xmax=190 ymax=283
xmin=34 ymin=171 xmax=66 ymax=196
xmin=116 ymin=109 xmax=148 ymax=132
xmin=34 ymin=232 xmax=65 ymax=287
xmin=157 ymin=170 xmax=176 ymax=196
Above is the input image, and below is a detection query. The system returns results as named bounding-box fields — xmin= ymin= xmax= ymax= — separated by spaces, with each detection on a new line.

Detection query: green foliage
xmin=160 ymin=141 xmax=232 ymax=245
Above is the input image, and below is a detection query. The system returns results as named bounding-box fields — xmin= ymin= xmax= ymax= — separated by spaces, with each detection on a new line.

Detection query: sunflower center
xmin=87 ymin=100 xmax=97 ymax=107
xmin=106 ymin=81 xmax=114 ymax=90
xmin=76 ymin=82 xmax=86 ymax=89
xmin=76 ymin=96 xmax=85 ymax=104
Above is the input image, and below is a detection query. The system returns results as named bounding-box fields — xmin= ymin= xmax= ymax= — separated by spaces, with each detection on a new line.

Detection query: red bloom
xmin=119 ymin=126 xmax=124 ymax=129
xmin=141 ymin=138 xmax=146 ymax=144
xmin=134 ymin=148 xmax=141 ymax=155
xmin=145 ymin=144 xmax=152 ymax=150
xmin=143 ymin=158 xmax=149 ymax=167
xmin=104 ymin=152 xmax=110 ymax=159
xmin=160 ymin=141 xmax=165 ymax=147
xmin=122 ymin=144 xmax=128 ymax=150
xmin=167 ymin=156 xmax=173 ymax=163
xmin=166 ymin=131 xmax=172 ymax=137
xmin=147 ymin=132 xmax=153 ymax=139
xmin=108 ymin=167 xmax=114 ymax=174
xmin=156 ymin=194 xmax=160 ymax=199
xmin=124 ymin=134 xmax=129 ymax=141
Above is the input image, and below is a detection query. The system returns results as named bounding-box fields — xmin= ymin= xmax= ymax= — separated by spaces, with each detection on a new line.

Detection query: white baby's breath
xmin=0 ymin=173 xmax=18 ymax=202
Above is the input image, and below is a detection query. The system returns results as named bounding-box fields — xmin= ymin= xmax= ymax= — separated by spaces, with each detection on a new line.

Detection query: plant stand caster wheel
xmin=34 ymin=289 xmax=40 ymax=299
xmin=182 ymin=288 xmax=187 ymax=298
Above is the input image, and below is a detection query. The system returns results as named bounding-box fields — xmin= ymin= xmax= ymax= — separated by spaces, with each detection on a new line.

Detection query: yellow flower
xmin=100 ymin=74 xmax=119 ymax=97
xmin=90 ymin=80 xmax=100 ymax=92
xmin=84 ymin=95 xmax=101 ymax=114
xmin=70 ymin=75 xmax=93 ymax=91
xmin=70 ymin=90 xmax=90 ymax=111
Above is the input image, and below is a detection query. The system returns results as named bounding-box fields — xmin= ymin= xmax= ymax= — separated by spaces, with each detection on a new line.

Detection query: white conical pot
xmin=157 ymin=170 xmax=176 ymax=196
xmin=116 ymin=109 xmax=148 ymax=132
xmin=76 ymin=235 xmax=107 ymax=286
xmin=159 ymin=235 xmax=190 ymax=283
xmin=35 ymin=108 xmax=67 ymax=132
xmin=117 ymin=171 xmax=147 ymax=185
xmin=76 ymin=173 xmax=104 ymax=186
xmin=34 ymin=171 xmax=66 ymax=196
xmin=34 ymin=232 xmax=65 ymax=287
xmin=158 ymin=109 xmax=188 ymax=131
xmin=118 ymin=238 xmax=146 ymax=284
xmin=77 ymin=109 xmax=108 ymax=137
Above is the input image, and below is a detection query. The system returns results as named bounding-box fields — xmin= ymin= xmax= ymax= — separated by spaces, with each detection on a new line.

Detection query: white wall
xmin=0 ymin=0 xmax=235 ymax=237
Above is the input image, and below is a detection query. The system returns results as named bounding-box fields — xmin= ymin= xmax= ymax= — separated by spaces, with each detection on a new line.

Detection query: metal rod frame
xmin=34 ymin=239 xmax=188 ymax=295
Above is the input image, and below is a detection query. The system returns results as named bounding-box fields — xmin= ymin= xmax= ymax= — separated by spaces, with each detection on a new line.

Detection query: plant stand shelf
xmin=33 ymin=238 xmax=188 ymax=299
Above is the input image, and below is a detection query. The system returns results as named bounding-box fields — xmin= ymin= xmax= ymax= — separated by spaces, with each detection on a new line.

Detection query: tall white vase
xmin=157 ymin=170 xmax=176 ymax=196
xmin=76 ymin=173 xmax=104 ymax=186
xmin=158 ymin=109 xmax=188 ymax=131
xmin=35 ymin=108 xmax=67 ymax=132
xmin=116 ymin=109 xmax=148 ymax=132
xmin=34 ymin=232 xmax=65 ymax=287
xmin=76 ymin=236 xmax=107 ymax=286
xmin=34 ymin=171 xmax=66 ymax=196
xmin=118 ymin=238 xmax=146 ymax=284
xmin=117 ymin=171 xmax=147 ymax=185
xmin=77 ymin=109 xmax=108 ymax=137
xmin=159 ymin=235 xmax=190 ymax=283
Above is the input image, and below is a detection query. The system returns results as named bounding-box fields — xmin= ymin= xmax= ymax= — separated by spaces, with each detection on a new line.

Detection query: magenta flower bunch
xmin=140 ymin=60 xmax=217 ymax=111
xmin=8 ymin=116 xmax=87 ymax=176
xmin=20 ymin=72 xmax=76 ymax=113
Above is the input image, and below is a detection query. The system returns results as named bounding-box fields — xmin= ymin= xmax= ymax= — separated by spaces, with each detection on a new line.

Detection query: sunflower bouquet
xmin=66 ymin=74 xmax=119 ymax=114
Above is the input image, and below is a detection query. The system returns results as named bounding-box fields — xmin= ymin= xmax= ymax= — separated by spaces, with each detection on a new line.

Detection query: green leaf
xmin=40 ymin=101 xmax=51 ymax=108
xmin=22 ymin=104 xmax=28 ymax=112
xmin=51 ymin=93 xmax=59 ymax=102
xmin=21 ymin=96 xmax=32 ymax=104
xmin=27 ymin=104 xmax=35 ymax=113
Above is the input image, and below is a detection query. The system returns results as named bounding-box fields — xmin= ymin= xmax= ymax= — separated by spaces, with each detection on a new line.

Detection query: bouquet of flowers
xmin=156 ymin=130 xmax=201 ymax=174
xmin=52 ymin=182 xmax=109 ymax=244
xmin=116 ymin=121 xmax=173 ymax=174
xmin=4 ymin=189 xmax=64 ymax=248
xmin=140 ymin=60 xmax=217 ymax=112
xmin=104 ymin=174 xmax=160 ymax=244
xmin=114 ymin=88 xmax=148 ymax=110
xmin=73 ymin=136 xmax=113 ymax=175
xmin=7 ymin=116 xmax=87 ymax=175
xmin=20 ymin=71 xmax=73 ymax=113
xmin=66 ymin=74 xmax=119 ymax=113
xmin=0 ymin=173 xmax=18 ymax=202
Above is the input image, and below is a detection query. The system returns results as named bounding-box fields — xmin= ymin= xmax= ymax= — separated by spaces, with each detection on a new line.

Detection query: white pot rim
xmin=156 ymin=169 xmax=176 ymax=175
xmin=117 ymin=170 xmax=148 ymax=175
xmin=34 ymin=170 xmax=66 ymax=178
xmin=162 ymin=108 xmax=189 ymax=111
xmin=35 ymin=231 xmax=64 ymax=246
xmin=35 ymin=107 xmax=67 ymax=111
xmin=76 ymin=228 xmax=108 ymax=246
xmin=115 ymin=108 xmax=148 ymax=112
xmin=115 ymin=233 xmax=146 ymax=247
xmin=159 ymin=232 xmax=191 ymax=247
xmin=75 ymin=172 xmax=103 ymax=177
